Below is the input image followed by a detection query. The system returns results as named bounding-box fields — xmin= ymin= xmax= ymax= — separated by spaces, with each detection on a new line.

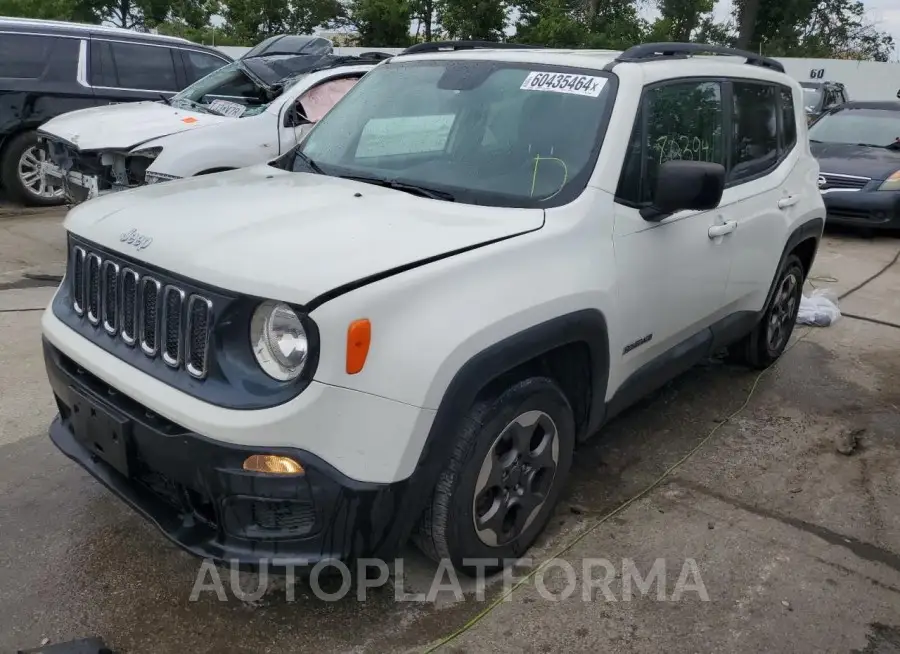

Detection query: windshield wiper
xmin=856 ymin=142 xmax=887 ymax=148
xmin=158 ymin=93 xmax=171 ymax=105
xmin=294 ymin=150 xmax=326 ymax=175
xmin=338 ymin=174 xmax=456 ymax=202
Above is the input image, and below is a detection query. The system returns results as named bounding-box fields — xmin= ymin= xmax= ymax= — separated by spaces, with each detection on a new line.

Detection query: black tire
xmin=731 ymin=254 xmax=805 ymax=369
xmin=413 ymin=376 xmax=575 ymax=577
xmin=0 ymin=131 xmax=65 ymax=207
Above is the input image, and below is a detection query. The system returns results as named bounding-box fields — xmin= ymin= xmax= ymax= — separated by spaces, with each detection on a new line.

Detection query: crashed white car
xmin=37 ymin=51 xmax=390 ymax=203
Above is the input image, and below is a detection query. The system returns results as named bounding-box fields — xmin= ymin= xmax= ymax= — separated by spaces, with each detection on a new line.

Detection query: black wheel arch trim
xmin=380 ymin=308 xmax=610 ymax=552
xmin=762 ymin=216 xmax=824 ymax=313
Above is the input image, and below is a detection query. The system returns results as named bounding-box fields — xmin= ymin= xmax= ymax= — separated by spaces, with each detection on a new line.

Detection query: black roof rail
xmin=399 ymin=40 xmax=543 ymax=55
xmin=613 ymin=42 xmax=785 ymax=73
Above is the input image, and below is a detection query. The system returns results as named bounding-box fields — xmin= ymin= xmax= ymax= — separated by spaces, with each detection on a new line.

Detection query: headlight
xmin=250 ymin=301 xmax=309 ymax=381
xmin=877 ymin=170 xmax=900 ymax=191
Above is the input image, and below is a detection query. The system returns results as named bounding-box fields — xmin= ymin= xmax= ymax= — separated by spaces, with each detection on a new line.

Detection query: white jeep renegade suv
xmin=41 ymin=41 xmax=825 ymax=576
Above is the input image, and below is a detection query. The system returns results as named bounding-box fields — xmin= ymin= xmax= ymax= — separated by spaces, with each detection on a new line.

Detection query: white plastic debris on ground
xmin=797 ymin=288 xmax=841 ymax=326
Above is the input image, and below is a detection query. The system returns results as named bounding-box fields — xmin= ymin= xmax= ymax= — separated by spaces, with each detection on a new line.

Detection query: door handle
xmin=778 ymin=195 xmax=800 ymax=209
xmin=708 ymin=221 xmax=737 ymax=238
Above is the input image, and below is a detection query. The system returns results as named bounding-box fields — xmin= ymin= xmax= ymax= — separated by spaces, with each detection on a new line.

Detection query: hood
xmin=38 ymin=101 xmax=231 ymax=151
xmin=810 ymin=141 xmax=900 ymax=181
xmin=64 ymin=166 xmax=544 ymax=305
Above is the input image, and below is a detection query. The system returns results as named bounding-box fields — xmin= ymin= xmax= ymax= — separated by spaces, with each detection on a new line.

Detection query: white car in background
xmin=37 ymin=49 xmax=390 ymax=203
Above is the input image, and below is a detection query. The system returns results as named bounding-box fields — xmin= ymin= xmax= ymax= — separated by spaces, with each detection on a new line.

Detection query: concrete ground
xmin=1 ymin=211 xmax=899 ymax=654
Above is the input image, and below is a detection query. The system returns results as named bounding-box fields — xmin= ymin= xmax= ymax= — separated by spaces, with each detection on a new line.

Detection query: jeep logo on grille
xmin=120 ymin=228 xmax=153 ymax=251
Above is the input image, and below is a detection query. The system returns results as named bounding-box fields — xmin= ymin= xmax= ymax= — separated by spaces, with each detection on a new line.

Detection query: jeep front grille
xmin=69 ymin=245 xmax=213 ymax=379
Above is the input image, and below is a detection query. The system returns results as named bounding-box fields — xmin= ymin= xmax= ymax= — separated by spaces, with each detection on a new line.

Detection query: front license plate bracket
xmin=69 ymin=387 xmax=133 ymax=478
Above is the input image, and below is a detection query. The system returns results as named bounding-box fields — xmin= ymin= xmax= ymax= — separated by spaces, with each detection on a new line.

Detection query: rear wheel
xmin=414 ymin=377 xmax=575 ymax=576
xmin=731 ymin=254 xmax=805 ymax=369
xmin=0 ymin=131 xmax=65 ymax=206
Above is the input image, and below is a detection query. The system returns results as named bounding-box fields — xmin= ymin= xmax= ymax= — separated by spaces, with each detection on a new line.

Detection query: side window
xmin=183 ymin=50 xmax=228 ymax=85
xmin=89 ymin=41 xmax=117 ymax=87
xmin=297 ymin=76 xmax=361 ymax=123
xmin=108 ymin=42 xmax=178 ymax=91
xmin=730 ymin=82 xmax=778 ymax=183
xmin=615 ymin=81 xmax=725 ymax=205
xmin=779 ymin=86 xmax=797 ymax=154
xmin=0 ymin=34 xmax=55 ymax=79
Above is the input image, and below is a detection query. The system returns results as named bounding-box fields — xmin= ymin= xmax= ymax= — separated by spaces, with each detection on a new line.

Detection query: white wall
xmin=212 ymin=45 xmax=900 ymax=103
xmin=216 ymin=46 xmax=403 ymax=59
xmin=774 ymin=58 xmax=900 ymax=102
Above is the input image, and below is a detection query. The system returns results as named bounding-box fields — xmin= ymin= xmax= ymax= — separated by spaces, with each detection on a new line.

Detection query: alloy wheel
xmin=17 ymin=145 xmax=63 ymax=200
xmin=472 ymin=410 xmax=560 ymax=547
xmin=767 ymin=270 xmax=799 ymax=353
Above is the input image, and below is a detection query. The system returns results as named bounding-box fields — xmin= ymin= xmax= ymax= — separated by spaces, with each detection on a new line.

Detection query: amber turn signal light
xmin=346 ymin=319 xmax=371 ymax=374
xmin=242 ymin=454 xmax=304 ymax=475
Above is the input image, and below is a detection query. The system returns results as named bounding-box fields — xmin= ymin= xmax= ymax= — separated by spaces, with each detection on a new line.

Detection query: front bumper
xmin=44 ymin=339 xmax=415 ymax=568
xmin=823 ymin=189 xmax=900 ymax=229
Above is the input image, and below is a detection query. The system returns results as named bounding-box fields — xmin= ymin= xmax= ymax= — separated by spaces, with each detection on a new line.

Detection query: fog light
xmin=242 ymin=454 xmax=304 ymax=475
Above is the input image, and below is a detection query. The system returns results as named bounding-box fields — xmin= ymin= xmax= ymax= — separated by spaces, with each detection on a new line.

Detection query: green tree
xmin=734 ymin=0 xmax=895 ymax=61
xmin=438 ymin=0 xmax=508 ymax=41
xmin=0 ymin=0 xmax=93 ymax=21
xmin=515 ymin=0 xmax=588 ymax=47
xmin=222 ymin=0 xmax=343 ymax=44
xmin=345 ymin=0 xmax=411 ymax=46
xmin=655 ymin=0 xmax=714 ymax=42
xmin=411 ymin=0 xmax=436 ymax=40
xmin=515 ymin=0 xmax=646 ymax=49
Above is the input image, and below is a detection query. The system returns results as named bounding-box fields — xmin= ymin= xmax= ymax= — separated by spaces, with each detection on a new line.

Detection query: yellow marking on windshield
xmin=530 ymin=155 xmax=568 ymax=201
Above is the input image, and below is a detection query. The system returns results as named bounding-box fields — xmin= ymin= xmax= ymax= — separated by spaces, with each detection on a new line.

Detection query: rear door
xmin=0 ymin=32 xmax=99 ymax=122
xmin=88 ymin=38 xmax=180 ymax=104
xmin=720 ymin=81 xmax=799 ymax=316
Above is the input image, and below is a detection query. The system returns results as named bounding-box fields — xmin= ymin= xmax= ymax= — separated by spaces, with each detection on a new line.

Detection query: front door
xmin=610 ymin=79 xmax=734 ymax=394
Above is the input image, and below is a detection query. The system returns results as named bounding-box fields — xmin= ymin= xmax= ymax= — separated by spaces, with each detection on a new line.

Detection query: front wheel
xmin=731 ymin=254 xmax=805 ymax=369
xmin=414 ymin=377 xmax=575 ymax=576
xmin=0 ymin=131 xmax=65 ymax=206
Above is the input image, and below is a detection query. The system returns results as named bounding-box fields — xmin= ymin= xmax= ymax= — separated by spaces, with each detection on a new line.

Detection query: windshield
xmin=809 ymin=108 xmax=900 ymax=147
xmin=295 ymin=59 xmax=616 ymax=208
xmin=801 ymin=87 xmax=823 ymax=112
xmin=171 ymin=61 xmax=277 ymax=117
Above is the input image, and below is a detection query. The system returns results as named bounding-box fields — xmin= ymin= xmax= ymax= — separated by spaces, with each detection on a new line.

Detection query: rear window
xmin=0 ymin=33 xmax=56 ymax=79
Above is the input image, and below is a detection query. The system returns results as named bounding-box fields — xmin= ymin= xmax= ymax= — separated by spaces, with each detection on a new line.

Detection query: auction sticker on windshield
xmin=208 ymin=99 xmax=247 ymax=118
xmin=520 ymin=72 xmax=607 ymax=97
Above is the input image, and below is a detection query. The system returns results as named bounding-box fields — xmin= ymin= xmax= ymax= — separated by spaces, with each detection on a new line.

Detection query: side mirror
xmin=640 ymin=160 xmax=726 ymax=222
